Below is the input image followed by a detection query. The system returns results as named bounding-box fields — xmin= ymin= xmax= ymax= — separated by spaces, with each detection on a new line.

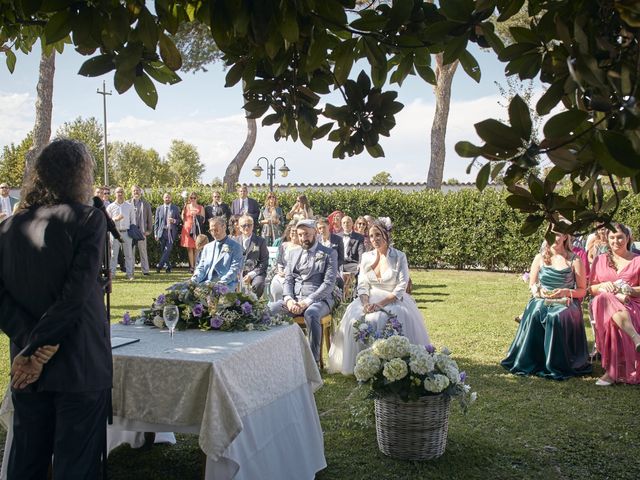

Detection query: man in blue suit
xmin=153 ymin=192 xmax=181 ymax=273
xmin=191 ymin=216 xmax=244 ymax=290
xmin=269 ymin=219 xmax=338 ymax=364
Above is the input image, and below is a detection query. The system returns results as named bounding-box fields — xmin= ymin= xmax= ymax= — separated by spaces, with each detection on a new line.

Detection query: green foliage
xmin=0 ymin=132 xmax=31 ymax=186
xmin=2 ymin=1 xmax=639 ymax=236
xmin=370 ymin=171 xmax=392 ymax=185
xmin=55 ymin=116 xmax=106 ymax=184
xmin=165 ymin=139 xmax=204 ymax=186
xmin=108 ymin=141 xmax=169 ymax=188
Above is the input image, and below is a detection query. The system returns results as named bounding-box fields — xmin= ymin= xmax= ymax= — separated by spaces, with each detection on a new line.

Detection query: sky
xmin=0 ymin=42 xmax=528 ymax=186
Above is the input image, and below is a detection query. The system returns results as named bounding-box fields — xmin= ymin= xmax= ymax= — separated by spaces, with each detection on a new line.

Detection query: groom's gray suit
xmin=269 ymin=241 xmax=337 ymax=361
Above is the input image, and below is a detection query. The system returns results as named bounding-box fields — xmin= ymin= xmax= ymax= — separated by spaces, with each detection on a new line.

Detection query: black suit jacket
xmin=231 ymin=197 xmax=260 ymax=226
xmin=340 ymin=231 xmax=365 ymax=273
xmin=204 ymin=202 xmax=231 ymax=223
xmin=241 ymin=233 xmax=269 ymax=277
xmin=0 ymin=203 xmax=112 ymax=393
xmin=326 ymin=233 xmax=345 ymax=269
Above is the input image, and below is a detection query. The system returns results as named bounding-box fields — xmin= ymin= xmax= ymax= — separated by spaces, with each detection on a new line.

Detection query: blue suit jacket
xmin=153 ymin=203 xmax=181 ymax=240
xmin=191 ymin=236 xmax=244 ymax=289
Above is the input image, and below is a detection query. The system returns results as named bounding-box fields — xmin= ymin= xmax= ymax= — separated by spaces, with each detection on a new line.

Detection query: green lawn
xmin=2 ymin=269 xmax=639 ymax=479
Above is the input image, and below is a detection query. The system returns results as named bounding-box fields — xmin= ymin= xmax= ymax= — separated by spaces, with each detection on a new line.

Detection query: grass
xmin=2 ymin=269 xmax=639 ymax=479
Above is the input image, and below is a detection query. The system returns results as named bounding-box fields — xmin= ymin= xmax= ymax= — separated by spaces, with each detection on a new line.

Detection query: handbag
xmin=190 ymin=214 xmax=205 ymax=240
xmin=127 ymin=223 xmax=145 ymax=242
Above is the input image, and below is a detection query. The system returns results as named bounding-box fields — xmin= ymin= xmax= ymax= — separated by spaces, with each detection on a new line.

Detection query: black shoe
xmin=143 ymin=272 xmax=150 ymax=276
xmin=166 ymin=267 xmax=172 ymax=273
xmin=156 ymin=266 xmax=161 ymax=273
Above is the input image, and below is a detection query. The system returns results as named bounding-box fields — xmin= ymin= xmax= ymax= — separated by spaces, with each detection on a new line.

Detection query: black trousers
xmin=9 ymin=389 xmax=110 ymax=480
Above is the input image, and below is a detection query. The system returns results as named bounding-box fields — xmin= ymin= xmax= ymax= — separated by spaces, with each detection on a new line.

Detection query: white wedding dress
xmin=327 ymin=248 xmax=430 ymax=375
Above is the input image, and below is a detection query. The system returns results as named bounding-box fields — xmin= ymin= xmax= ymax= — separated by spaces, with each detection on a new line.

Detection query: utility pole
xmin=96 ymin=81 xmax=111 ymax=185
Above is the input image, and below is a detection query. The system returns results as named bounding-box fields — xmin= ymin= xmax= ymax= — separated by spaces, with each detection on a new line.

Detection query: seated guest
xmin=501 ymin=232 xmax=591 ymax=379
xmin=191 ymin=217 xmax=243 ymax=290
xmin=269 ymin=219 xmax=338 ymax=365
xmin=587 ymin=224 xmax=609 ymax=264
xmin=194 ymin=233 xmax=209 ymax=266
xmin=258 ymin=192 xmax=285 ymax=246
xmin=327 ymin=210 xmax=344 ymax=235
xmin=316 ymin=217 xmax=344 ymax=270
xmin=238 ymin=215 xmax=269 ymax=297
xmin=340 ymin=215 xmax=365 ymax=275
xmin=354 ymin=216 xmax=373 ymax=252
xmin=270 ymin=222 xmax=301 ymax=302
xmin=589 ymin=223 xmax=640 ymax=386
xmin=228 ymin=214 xmax=241 ymax=240
xmin=328 ymin=218 xmax=430 ymax=375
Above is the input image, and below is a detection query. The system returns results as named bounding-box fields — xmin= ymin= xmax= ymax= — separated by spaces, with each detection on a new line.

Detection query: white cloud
xmin=0 ymin=91 xmax=35 ymax=146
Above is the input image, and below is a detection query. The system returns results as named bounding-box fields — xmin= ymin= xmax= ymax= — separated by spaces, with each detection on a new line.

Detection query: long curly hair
xmin=606 ymin=223 xmax=632 ymax=269
xmin=542 ymin=234 xmax=572 ymax=265
xmin=20 ymin=139 xmax=94 ymax=209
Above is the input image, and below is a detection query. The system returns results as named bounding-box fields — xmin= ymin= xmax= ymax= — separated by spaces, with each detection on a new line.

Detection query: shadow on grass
xmin=411 ymin=284 xmax=448 ymax=291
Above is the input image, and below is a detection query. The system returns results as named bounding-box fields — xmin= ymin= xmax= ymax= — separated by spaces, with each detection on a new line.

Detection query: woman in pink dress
xmin=589 ymin=223 xmax=640 ymax=386
xmin=180 ymin=192 xmax=205 ymax=273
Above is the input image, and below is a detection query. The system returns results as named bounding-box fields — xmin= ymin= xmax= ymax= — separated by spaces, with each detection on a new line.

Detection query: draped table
xmin=1 ymin=323 xmax=326 ymax=480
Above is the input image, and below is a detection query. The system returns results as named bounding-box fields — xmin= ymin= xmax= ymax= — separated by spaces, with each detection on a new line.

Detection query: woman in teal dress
xmin=502 ymin=233 xmax=592 ymax=379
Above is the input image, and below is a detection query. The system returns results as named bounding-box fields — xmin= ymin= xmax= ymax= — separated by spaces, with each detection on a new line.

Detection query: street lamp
xmin=251 ymin=156 xmax=290 ymax=192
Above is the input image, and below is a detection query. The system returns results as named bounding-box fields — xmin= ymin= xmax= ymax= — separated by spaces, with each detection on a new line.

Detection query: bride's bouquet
xmin=354 ymin=336 xmax=476 ymax=411
xmin=352 ymin=307 xmax=402 ymax=346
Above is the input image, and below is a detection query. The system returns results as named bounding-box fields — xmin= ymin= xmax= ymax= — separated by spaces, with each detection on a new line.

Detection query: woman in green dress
xmin=501 ymin=233 xmax=592 ymax=379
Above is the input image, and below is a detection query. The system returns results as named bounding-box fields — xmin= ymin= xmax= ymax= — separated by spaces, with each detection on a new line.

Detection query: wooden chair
xmin=342 ymin=272 xmax=355 ymax=302
xmin=293 ymin=314 xmax=332 ymax=369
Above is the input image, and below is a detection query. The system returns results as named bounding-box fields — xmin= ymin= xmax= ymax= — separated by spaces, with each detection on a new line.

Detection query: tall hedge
xmin=124 ymin=187 xmax=640 ymax=272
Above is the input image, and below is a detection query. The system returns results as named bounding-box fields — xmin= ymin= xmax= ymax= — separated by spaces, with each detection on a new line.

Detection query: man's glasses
xmin=240 ymin=224 xmax=252 ymax=228
xmin=0 ymin=186 xmax=8 ymax=189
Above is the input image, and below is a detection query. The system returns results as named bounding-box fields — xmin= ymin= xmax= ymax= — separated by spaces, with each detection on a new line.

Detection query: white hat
xmin=296 ymin=219 xmax=316 ymax=229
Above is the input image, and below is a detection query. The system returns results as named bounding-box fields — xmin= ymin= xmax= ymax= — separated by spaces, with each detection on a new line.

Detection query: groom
xmin=269 ymin=219 xmax=338 ymax=364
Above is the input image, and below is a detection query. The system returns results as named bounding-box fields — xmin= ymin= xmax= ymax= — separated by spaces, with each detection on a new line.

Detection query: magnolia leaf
xmin=78 ymin=54 xmax=115 ymax=77
xmin=476 ymin=162 xmax=491 ymax=191
xmin=509 ymin=95 xmax=532 ymax=141
xmin=134 ymin=72 xmax=158 ymax=109
xmin=159 ymin=33 xmax=182 ymax=71
xmin=475 ymin=119 xmax=523 ymax=150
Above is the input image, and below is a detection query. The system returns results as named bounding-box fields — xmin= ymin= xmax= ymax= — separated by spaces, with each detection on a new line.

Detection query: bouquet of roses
xmin=354 ymin=336 xmax=476 ymax=411
xmin=352 ymin=307 xmax=403 ymax=346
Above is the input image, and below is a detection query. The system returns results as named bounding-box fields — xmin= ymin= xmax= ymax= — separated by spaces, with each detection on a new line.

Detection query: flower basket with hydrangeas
xmin=354 ymin=335 xmax=476 ymax=461
xmin=143 ymin=281 xmax=289 ymax=332
xmin=352 ymin=307 xmax=403 ymax=346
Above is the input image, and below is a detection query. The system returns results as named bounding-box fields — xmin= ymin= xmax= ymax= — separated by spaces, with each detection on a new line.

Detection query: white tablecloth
xmin=1 ymin=324 xmax=326 ymax=480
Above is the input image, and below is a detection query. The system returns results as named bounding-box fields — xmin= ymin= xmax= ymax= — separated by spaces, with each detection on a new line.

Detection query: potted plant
xmin=354 ymin=335 xmax=476 ymax=460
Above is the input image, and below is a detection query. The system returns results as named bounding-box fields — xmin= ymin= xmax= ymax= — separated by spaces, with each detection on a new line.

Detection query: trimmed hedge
xmin=124 ymin=187 xmax=640 ymax=272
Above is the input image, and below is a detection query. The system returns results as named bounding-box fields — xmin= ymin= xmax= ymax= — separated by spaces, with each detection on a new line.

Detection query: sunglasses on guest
xmin=240 ymin=223 xmax=252 ymax=228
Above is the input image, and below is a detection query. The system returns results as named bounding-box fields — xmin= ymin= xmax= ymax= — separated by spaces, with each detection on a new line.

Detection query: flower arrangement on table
xmin=142 ymin=281 xmax=289 ymax=332
xmin=354 ymin=335 xmax=476 ymax=411
xmin=352 ymin=307 xmax=403 ymax=346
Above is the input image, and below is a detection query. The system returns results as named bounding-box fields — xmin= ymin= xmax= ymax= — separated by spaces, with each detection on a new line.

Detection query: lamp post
xmin=251 ymin=156 xmax=290 ymax=192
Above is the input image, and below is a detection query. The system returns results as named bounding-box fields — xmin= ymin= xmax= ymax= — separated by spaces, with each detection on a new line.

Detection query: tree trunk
xmin=426 ymin=54 xmax=458 ymax=190
xmin=223 ymin=115 xmax=257 ymax=192
xmin=24 ymin=49 xmax=56 ymax=180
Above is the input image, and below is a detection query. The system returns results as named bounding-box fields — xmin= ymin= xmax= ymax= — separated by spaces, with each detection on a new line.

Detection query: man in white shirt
xmin=0 ymin=183 xmax=19 ymax=222
xmin=106 ymin=187 xmax=135 ymax=280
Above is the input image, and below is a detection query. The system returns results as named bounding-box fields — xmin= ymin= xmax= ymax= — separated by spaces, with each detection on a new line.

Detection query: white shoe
xmin=595 ymin=378 xmax=613 ymax=386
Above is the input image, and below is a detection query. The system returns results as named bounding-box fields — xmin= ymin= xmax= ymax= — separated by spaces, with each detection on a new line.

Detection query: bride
xmin=328 ymin=218 xmax=430 ymax=374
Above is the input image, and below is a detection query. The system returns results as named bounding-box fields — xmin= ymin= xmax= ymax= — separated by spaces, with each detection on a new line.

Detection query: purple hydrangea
xmin=260 ymin=312 xmax=271 ymax=325
xmin=425 ymin=344 xmax=435 ymax=354
xmin=240 ymin=301 xmax=253 ymax=315
xmin=155 ymin=294 xmax=166 ymax=306
xmin=235 ymin=300 xmax=241 ymax=306
xmin=192 ymin=303 xmax=204 ymax=317
xmin=213 ymin=284 xmax=229 ymax=295
xmin=210 ymin=316 xmax=224 ymax=329
xmin=122 ymin=311 xmax=131 ymax=325
xmin=460 ymin=371 xmax=467 ymax=383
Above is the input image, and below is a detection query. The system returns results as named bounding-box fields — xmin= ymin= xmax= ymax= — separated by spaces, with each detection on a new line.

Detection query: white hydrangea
xmin=354 ymin=349 xmax=382 ymax=382
xmin=359 ymin=323 xmax=370 ymax=332
xmin=435 ymin=353 xmax=458 ymax=373
xmin=408 ymin=349 xmax=435 ymax=375
xmin=443 ymin=364 xmax=460 ymax=384
xmin=372 ymin=335 xmax=411 ymax=360
xmin=382 ymin=358 xmax=409 ymax=382
xmin=424 ymin=374 xmax=450 ymax=393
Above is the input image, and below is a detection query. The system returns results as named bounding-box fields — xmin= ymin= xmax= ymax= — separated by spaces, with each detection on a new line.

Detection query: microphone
xmin=92 ymin=196 xmax=122 ymax=242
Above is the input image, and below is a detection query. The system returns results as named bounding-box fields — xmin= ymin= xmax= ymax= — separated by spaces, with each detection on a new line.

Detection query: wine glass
xmin=163 ymin=305 xmax=179 ymax=338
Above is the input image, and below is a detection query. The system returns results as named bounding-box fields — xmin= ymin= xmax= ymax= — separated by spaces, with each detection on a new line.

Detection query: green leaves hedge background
xmin=131 ymin=187 xmax=639 ymax=272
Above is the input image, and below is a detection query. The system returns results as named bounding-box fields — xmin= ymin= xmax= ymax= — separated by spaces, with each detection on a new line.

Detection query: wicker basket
xmin=374 ymin=394 xmax=451 ymax=460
